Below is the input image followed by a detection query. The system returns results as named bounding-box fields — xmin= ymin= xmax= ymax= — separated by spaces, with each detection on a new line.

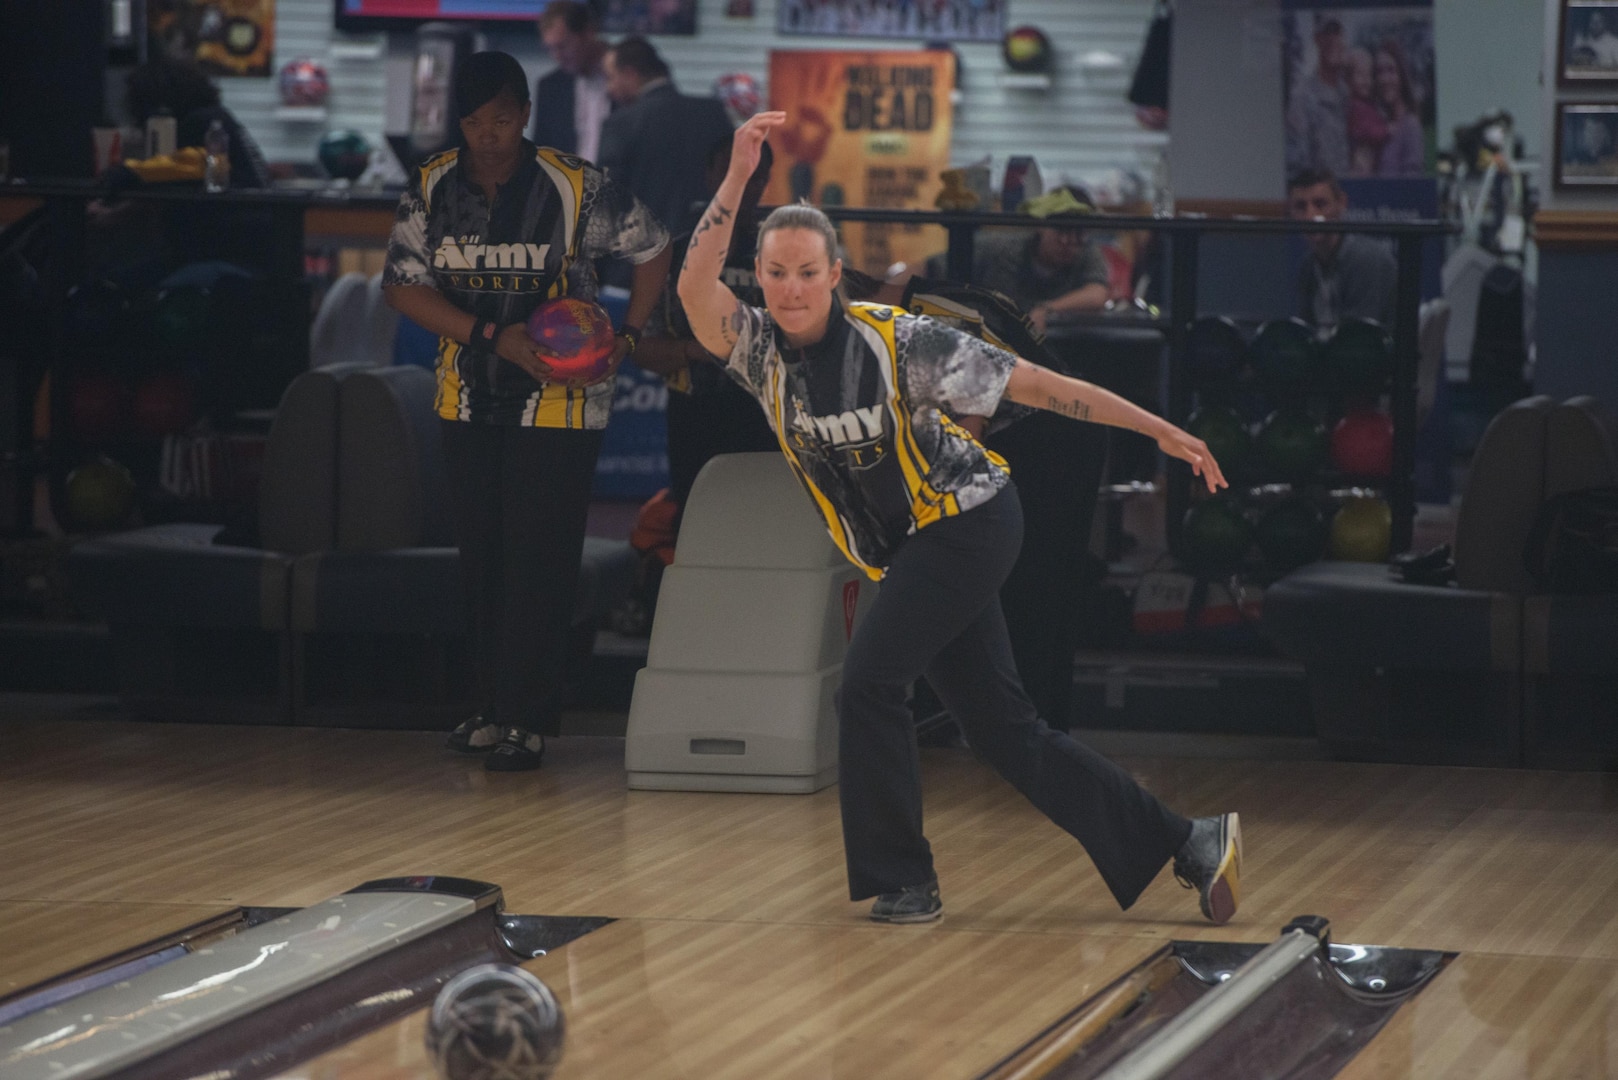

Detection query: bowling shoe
xmin=1173 ymin=812 xmax=1242 ymax=925
xmin=869 ymin=878 xmax=943 ymax=924
xmin=446 ymin=715 xmax=502 ymax=754
xmin=485 ymin=726 xmax=546 ymax=771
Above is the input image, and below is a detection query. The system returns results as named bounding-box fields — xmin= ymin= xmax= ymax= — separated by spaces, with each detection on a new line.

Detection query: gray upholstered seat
xmin=1262 ymin=395 xmax=1556 ymax=764
xmin=1522 ymin=397 xmax=1618 ymax=766
xmin=286 ymin=366 xmax=636 ymax=727
xmin=66 ymin=364 xmax=370 ymax=722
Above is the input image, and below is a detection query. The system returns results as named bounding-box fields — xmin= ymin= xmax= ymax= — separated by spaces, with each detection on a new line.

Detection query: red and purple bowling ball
xmin=525 ymin=298 xmax=617 ymax=383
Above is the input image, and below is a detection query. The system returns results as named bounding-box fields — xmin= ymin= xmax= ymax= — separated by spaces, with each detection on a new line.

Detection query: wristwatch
xmin=616 ymin=325 xmax=642 ymax=354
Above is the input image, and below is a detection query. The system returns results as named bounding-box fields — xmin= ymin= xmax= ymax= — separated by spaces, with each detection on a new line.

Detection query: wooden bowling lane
xmin=278 ymin=919 xmax=1167 ymax=1080
xmin=1337 ymin=950 xmax=1618 ymax=1079
xmin=0 ymin=900 xmax=227 ymax=995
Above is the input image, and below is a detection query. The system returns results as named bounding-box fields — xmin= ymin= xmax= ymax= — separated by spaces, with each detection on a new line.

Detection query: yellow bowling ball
xmin=1328 ymin=497 xmax=1392 ymax=562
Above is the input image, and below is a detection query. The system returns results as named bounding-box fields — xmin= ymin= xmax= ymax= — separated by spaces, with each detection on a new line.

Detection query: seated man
xmin=1288 ymin=167 xmax=1397 ymax=333
xmin=969 ymin=187 xmax=1111 ymax=332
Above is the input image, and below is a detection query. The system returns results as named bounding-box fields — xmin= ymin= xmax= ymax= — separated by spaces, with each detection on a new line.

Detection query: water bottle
xmin=145 ymin=108 xmax=177 ymax=158
xmin=1151 ymin=149 xmax=1174 ymax=217
xmin=204 ymin=118 xmax=231 ymax=192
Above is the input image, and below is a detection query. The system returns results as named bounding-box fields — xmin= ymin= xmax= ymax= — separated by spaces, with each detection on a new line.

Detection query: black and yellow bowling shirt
xmin=726 ymin=296 xmax=1018 ymax=580
xmin=382 ymin=140 xmax=668 ymax=429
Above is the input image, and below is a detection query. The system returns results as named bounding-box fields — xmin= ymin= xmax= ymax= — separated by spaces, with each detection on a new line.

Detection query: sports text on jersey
xmin=433 ymin=238 xmax=553 ymax=271
xmin=433 ymin=238 xmax=554 ymax=293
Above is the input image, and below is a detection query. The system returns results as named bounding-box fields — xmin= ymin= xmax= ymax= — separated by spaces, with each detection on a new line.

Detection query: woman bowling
xmin=675 ymin=111 xmax=1244 ymax=925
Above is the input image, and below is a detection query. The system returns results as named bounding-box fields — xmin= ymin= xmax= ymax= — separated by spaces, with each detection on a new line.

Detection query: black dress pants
xmin=440 ymin=421 xmax=603 ymax=737
xmin=837 ymin=484 xmax=1191 ymax=907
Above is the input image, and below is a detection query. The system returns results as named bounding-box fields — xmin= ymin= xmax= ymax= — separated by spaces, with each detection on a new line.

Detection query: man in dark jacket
xmin=531 ymin=0 xmax=611 ymax=162
xmin=597 ymin=36 xmax=734 ymax=232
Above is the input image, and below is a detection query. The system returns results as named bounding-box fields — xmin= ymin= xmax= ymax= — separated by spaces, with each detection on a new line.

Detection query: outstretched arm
xmin=677 ymin=111 xmax=786 ymax=358
xmin=1004 ymin=359 xmax=1228 ymax=492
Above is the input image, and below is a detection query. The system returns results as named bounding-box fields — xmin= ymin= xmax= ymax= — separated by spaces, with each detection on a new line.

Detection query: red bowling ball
xmin=69 ymin=374 xmax=131 ymax=443
xmin=132 ymin=372 xmax=199 ymax=439
xmin=1329 ymin=408 xmax=1394 ymax=478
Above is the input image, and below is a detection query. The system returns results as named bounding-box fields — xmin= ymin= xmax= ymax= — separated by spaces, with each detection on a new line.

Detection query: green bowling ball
xmin=1329 ymin=497 xmax=1393 ymax=562
xmin=65 ymin=458 xmax=137 ymax=531
xmin=1249 ymin=317 xmax=1320 ymax=391
xmin=151 ymin=285 xmax=213 ymax=350
xmin=1325 ymin=317 xmax=1392 ymax=394
xmin=1179 ymin=496 xmax=1253 ymax=578
xmin=1254 ymin=496 xmax=1327 ymax=572
xmin=1187 ymin=404 xmax=1253 ymax=480
xmin=1186 ymin=316 xmax=1247 ymax=385
xmin=318 ymin=129 xmax=372 ymax=181
xmin=1257 ymin=408 xmax=1329 ymax=483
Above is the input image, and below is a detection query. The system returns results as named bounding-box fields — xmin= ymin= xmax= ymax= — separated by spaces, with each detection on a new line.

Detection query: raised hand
xmin=729 ymin=111 xmax=788 ymax=184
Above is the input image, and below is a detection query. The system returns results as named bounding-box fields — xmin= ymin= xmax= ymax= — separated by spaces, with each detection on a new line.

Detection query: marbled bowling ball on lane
xmin=425 ymin=963 xmax=565 ymax=1080
xmin=525 ymin=297 xmax=617 ymax=383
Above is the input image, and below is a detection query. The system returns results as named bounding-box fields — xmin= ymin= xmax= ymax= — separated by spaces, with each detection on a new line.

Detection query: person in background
xmin=382 ymin=51 xmax=671 ymax=771
xmin=597 ymin=36 xmax=735 ymax=233
xmin=1344 ymin=46 xmax=1388 ymax=177
xmin=124 ymin=58 xmax=271 ymax=189
xmin=1288 ymin=167 xmax=1397 ymax=333
xmin=970 ymin=187 xmax=1111 ymax=333
xmin=840 ymin=266 xmax=1107 ymax=742
xmin=1374 ymin=39 xmax=1425 ymax=178
xmin=532 ymin=0 xmax=611 ymax=163
xmin=635 ymin=133 xmax=779 ymax=513
xmin=1285 ymin=15 xmax=1349 ymax=177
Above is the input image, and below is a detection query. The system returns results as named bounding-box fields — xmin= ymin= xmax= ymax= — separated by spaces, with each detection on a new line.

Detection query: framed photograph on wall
xmin=599 ymin=0 xmax=697 ymax=35
xmin=1560 ymin=0 xmax=1618 ymax=84
xmin=778 ymin=0 xmax=1004 ymax=42
xmin=1556 ymin=102 xmax=1618 ymax=187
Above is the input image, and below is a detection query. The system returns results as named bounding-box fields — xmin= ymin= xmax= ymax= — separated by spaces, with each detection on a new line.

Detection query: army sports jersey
xmin=383 ymin=141 xmax=669 ymax=428
xmin=843 ymin=269 xmax=1069 ymax=432
xmin=725 ymin=297 xmax=1019 ymax=580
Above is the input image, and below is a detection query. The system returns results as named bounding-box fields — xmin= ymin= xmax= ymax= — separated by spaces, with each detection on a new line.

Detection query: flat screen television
xmin=335 ymin=0 xmax=544 ymax=32
xmin=334 ymin=0 xmax=697 ymax=33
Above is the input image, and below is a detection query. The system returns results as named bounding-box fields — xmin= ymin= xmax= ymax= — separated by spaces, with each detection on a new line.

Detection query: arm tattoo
xmin=719 ymin=299 xmax=746 ymax=345
xmin=1045 ymin=394 xmax=1092 ymax=421
xmin=692 ymin=201 xmax=734 ymax=244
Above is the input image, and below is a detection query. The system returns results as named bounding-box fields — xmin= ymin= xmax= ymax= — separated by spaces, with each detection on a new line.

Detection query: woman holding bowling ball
xmin=383 ymin=51 xmax=671 ymax=770
xmin=678 ymin=111 xmax=1244 ymax=926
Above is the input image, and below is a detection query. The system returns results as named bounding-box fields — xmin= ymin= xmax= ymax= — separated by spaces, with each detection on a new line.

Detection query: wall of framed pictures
xmin=1546 ymin=0 xmax=1618 ymax=202
xmin=209 ymin=0 xmax=1164 ymax=207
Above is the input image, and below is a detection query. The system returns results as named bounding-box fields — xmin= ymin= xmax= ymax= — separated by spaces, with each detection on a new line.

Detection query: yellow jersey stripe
xmin=535 ymin=148 xmax=584 ymax=256
xmin=435 ymin=339 xmax=467 ymax=420
xmin=419 ymin=149 xmax=459 ymax=215
xmin=768 ymin=364 xmax=878 ymax=579
xmin=847 ymin=304 xmax=954 ymax=530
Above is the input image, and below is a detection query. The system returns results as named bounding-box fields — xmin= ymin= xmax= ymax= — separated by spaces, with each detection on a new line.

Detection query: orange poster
xmin=766 ymin=50 xmax=954 ymax=278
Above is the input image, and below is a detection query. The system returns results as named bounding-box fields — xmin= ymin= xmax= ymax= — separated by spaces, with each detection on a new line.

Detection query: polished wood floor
xmin=2 ymin=693 xmax=1617 ymax=1077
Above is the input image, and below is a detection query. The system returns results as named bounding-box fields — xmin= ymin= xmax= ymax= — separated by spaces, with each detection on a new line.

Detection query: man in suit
xmin=597 ymin=36 xmax=735 ymax=233
xmin=532 ymin=0 xmax=611 ymax=163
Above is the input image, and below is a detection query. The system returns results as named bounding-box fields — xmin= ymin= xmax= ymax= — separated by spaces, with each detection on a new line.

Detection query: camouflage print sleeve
xmin=723 ymin=302 xmax=771 ymax=397
xmin=578 ymin=167 xmax=669 ymax=265
xmin=897 ymin=314 xmax=1017 ymax=419
xmin=381 ymin=171 xmax=433 ymax=288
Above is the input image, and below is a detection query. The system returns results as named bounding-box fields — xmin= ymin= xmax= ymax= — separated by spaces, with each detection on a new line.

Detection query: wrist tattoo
xmin=1045 ymin=395 xmax=1092 ymax=421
